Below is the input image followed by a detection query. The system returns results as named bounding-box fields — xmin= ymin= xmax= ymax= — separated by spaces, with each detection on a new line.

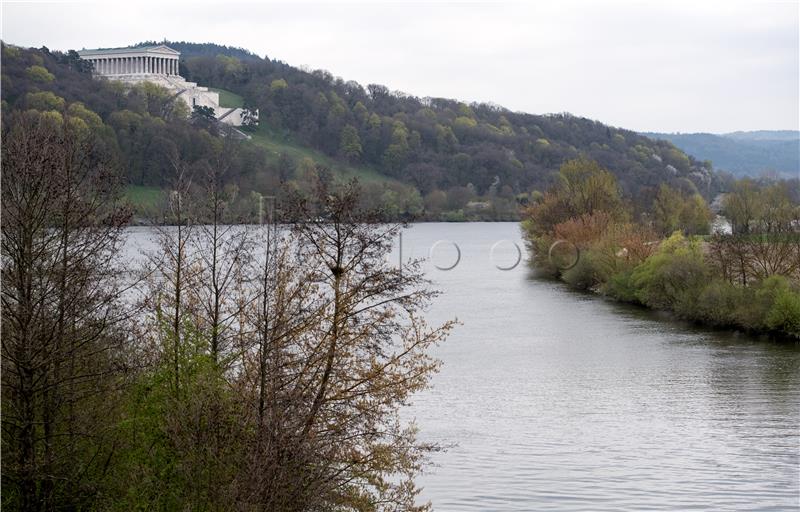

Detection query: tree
xmin=2 ymin=110 xmax=130 ymax=510
xmin=339 ymin=124 xmax=362 ymax=162
xmin=652 ymin=184 xmax=712 ymax=235
xmin=523 ymin=158 xmax=627 ymax=240
xmin=723 ymin=179 xmax=762 ymax=234
xmin=260 ymin=176 xmax=454 ymax=510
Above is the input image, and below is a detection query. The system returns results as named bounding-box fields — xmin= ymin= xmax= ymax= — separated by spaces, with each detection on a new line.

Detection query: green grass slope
xmin=209 ymin=87 xmax=244 ymax=109
xmin=245 ymin=125 xmax=394 ymax=184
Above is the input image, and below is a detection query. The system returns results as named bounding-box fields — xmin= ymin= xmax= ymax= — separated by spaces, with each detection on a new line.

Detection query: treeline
xmin=523 ymin=158 xmax=800 ymax=339
xmin=1 ymin=108 xmax=452 ymax=510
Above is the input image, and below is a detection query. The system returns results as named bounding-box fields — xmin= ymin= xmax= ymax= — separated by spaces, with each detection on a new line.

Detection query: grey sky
xmin=2 ymin=0 xmax=798 ymax=133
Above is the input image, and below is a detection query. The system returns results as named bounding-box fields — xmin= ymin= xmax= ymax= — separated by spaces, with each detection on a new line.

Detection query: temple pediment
xmin=145 ymin=45 xmax=180 ymax=55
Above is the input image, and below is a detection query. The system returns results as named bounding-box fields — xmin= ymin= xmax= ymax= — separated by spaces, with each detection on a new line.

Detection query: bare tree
xmin=237 ymin=176 xmax=455 ymax=511
xmin=2 ymin=110 xmax=131 ymax=510
xmin=190 ymin=146 xmax=253 ymax=365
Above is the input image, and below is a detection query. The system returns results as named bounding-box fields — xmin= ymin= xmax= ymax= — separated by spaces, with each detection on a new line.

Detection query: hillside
xmin=2 ymin=41 xmax=724 ymax=220
xmin=645 ymin=131 xmax=800 ymax=178
xmin=171 ymin=42 xmax=721 ymax=200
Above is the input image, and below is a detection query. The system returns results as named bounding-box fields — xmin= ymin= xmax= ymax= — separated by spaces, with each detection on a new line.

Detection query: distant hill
xmin=645 ymin=131 xmax=799 ymax=178
xmin=724 ymin=130 xmax=799 ymax=142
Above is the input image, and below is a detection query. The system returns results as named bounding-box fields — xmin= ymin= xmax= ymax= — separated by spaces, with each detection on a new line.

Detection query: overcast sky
xmin=2 ymin=0 xmax=798 ymax=133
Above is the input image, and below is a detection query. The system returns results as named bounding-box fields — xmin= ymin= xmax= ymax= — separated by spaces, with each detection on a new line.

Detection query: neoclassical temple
xmin=78 ymin=45 xmax=255 ymax=129
xmin=78 ymin=45 xmax=180 ymax=76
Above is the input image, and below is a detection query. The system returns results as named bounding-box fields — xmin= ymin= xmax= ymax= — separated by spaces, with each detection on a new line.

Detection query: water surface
xmin=399 ymin=223 xmax=800 ymax=511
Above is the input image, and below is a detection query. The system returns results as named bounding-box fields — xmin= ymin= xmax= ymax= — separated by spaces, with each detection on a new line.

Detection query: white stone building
xmin=78 ymin=45 xmax=255 ymax=128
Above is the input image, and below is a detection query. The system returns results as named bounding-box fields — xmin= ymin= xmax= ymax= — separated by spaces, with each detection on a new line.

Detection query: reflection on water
xmin=398 ymin=223 xmax=800 ymax=511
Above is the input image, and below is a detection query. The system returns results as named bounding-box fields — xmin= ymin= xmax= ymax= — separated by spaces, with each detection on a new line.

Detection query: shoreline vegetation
xmin=522 ymin=158 xmax=800 ymax=341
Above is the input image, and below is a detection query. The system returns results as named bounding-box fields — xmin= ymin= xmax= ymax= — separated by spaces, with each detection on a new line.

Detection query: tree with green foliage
xmin=26 ymin=64 xmax=54 ymax=82
xmin=652 ymin=184 xmax=712 ymax=235
xmin=339 ymin=124 xmax=362 ymax=162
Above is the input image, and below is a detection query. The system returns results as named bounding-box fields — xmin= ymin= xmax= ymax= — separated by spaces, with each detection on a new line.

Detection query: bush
xmin=631 ymin=232 xmax=710 ymax=311
xmin=766 ymin=288 xmax=800 ymax=336
xmin=561 ymin=249 xmax=600 ymax=290
xmin=694 ymin=280 xmax=746 ymax=326
xmin=602 ymin=268 xmax=640 ymax=302
xmin=755 ymin=276 xmax=800 ymax=336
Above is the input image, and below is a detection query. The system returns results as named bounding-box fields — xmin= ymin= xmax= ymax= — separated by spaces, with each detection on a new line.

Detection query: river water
xmin=398 ymin=222 xmax=800 ymax=511
xmin=123 ymin=222 xmax=799 ymax=510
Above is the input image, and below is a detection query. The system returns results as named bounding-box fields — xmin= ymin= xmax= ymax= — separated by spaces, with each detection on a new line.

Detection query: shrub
xmin=754 ymin=276 xmax=800 ymax=336
xmin=602 ymin=268 xmax=640 ymax=303
xmin=694 ymin=280 xmax=745 ymax=326
xmin=631 ymin=232 xmax=710 ymax=311
xmin=562 ymin=249 xmax=602 ymax=290
xmin=766 ymin=288 xmax=800 ymax=336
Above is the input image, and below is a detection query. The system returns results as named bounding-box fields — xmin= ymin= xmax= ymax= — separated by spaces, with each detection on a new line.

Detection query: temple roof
xmin=78 ymin=45 xmax=180 ymax=56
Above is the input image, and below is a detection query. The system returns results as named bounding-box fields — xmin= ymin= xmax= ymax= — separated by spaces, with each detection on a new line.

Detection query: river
xmin=399 ymin=222 xmax=799 ymax=511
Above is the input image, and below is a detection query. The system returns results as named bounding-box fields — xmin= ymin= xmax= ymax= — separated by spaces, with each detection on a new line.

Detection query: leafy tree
xmin=652 ymin=184 xmax=712 ymax=235
xmin=26 ymin=64 xmax=54 ymax=82
xmin=338 ymin=124 xmax=362 ymax=162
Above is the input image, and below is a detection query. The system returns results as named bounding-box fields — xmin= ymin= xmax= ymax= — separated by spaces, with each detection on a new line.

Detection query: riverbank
xmin=527 ymin=231 xmax=800 ymax=342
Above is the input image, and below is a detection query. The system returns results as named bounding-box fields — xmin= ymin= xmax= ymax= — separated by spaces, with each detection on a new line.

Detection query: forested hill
xmin=645 ymin=131 xmax=800 ymax=179
xmin=170 ymin=42 xmax=720 ymax=198
xmin=2 ymin=41 xmax=724 ymax=220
